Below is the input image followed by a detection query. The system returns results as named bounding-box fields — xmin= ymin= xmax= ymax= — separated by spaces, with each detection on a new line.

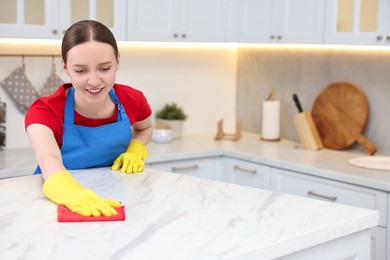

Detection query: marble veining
xmin=0 ymin=167 xmax=378 ymax=260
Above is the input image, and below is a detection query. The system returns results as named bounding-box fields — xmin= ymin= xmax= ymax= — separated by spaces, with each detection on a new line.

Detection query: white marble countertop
xmin=0 ymin=167 xmax=379 ymax=260
xmin=2 ymin=132 xmax=390 ymax=191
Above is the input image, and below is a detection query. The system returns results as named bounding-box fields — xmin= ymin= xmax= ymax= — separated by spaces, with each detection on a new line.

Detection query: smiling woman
xmin=24 ymin=20 xmax=153 ymax=218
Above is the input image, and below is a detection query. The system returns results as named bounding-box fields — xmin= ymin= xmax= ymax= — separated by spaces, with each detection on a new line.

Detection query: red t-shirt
xmin=25 ymin=83 xmax=152 ymax=148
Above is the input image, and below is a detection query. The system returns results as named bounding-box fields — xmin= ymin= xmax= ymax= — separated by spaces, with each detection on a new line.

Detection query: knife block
xmin=293 ymin=112 xmax=323 ymax=150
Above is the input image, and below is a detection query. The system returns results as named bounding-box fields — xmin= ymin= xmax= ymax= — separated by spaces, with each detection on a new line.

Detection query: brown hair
xmin=61 ymin=20 xmax=119 ymax=63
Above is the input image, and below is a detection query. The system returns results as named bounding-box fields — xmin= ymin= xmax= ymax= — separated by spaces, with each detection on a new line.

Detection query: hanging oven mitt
xmin=40 ymin=60 xmax=64 ymax=96
xmin=0 ymin=67 xmax=39 ymax=114
xmin=112 ymin=140 xmax=148 ymax=173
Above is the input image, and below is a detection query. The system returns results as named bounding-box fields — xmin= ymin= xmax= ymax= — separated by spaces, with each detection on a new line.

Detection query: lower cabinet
xmin=219 ymin=157 xmax=271 ymax=189
xmin=149 ymin=157 xmax=217 ymax=180
xmin=270 ymin=167 xmax=387 ymax=260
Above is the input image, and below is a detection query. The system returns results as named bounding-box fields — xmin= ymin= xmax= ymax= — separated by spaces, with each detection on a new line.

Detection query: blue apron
xmin=34 ymin=87 xmax=132 ymax=174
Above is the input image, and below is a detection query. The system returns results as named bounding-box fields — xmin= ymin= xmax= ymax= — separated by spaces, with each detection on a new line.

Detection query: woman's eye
xmin=101 ymin=67 xmax=111 ymax=71
xmin=74 ymin=70 xmax=85 ymax=74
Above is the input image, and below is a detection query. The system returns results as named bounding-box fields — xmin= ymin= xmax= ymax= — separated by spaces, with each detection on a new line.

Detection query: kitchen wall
xmin=3 ymin=43 xmax=390 ymax=155
xmin=0 ymin=45 xmax=237 ymax=149
xmin=236 ymin=46 xmax=390 ymax=155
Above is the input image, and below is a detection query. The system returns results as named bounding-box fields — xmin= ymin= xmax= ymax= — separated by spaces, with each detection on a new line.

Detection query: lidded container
xmin=152 ymin=124 xmax=173 ymax=143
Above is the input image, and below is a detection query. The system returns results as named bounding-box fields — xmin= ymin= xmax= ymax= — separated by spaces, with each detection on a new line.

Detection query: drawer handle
xmin=233 ymin=165 xmax=257 ymax=174
xmin=171 ymin=164 xmax=199 ymax=172
xmin=307 ymin=191 xmax=337 ymax=202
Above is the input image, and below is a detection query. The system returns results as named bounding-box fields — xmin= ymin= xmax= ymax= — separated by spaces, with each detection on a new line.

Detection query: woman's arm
xmin=27 ymin=123 xmax=122 ymax=217
xmin=26 ymin=124 xmax=66 ymax=180
xmin=131 ymin=115 xmax=153 ymax=145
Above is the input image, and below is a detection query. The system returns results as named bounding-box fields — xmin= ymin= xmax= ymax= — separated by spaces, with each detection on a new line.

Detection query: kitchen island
xmin=0 ymin=167 xmax=378 ymax=260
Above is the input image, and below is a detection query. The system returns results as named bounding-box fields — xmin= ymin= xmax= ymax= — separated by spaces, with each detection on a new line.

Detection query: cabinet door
xmin=370 ymin=227 xmax=386 ymax=260
xmin=127 ymin=0 xmax=180 ymax=41
xmin=238 ymin=0 xmax=279 ymax=43
xmin=238 ymin=0 xmax=325 ymax=44
xmin=220 ymin=157 xmax=270 ymax=189
xmin=178 ymin=0 xmax=227 ymax=42
xmin=0 ymin=0 xmax=59 ymax=38
xmin=150 ymin=157 xmax=216 ymax=180
xmin=277 ymin=0 xmax=325 ymax=44
xmin=59 ymin=0 xmax=126 ymax=40
xmin=325 ymin=0 xmax=388 ymax=45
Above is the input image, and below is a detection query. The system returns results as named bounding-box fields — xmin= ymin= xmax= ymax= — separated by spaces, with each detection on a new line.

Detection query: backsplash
xmin=237 ymin=46 xmax=390 ymax=155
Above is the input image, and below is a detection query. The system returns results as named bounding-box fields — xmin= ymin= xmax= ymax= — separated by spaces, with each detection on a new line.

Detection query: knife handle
xmin=292 ymin=94 xmax=304 ymax=113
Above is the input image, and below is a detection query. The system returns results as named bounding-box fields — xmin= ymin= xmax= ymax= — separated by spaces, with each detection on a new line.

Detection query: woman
xmin=25 ymin=20 xmax=153 ymax=217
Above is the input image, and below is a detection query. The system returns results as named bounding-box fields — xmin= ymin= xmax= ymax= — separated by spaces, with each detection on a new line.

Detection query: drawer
xmin=221 ymin=157 xmax=271 ymax=190
xmin=150 ymin=157 xmax=216 ymax=180
xmin=271 ymin=168 xmax=387 ymax=227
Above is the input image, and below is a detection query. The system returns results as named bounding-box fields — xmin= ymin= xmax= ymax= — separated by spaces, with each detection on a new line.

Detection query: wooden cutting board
xmin=311 ymin=82 xmax=377 ymax=155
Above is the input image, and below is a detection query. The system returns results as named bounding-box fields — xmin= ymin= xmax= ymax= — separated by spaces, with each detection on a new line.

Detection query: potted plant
xmin=156 ymin=103 xmax=187 ymax=139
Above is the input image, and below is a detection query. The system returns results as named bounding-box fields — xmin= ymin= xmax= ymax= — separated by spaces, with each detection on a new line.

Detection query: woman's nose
xmin=87 ymin=71 xmax=100 ymax=86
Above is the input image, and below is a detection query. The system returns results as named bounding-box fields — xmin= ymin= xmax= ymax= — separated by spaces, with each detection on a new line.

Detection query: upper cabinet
xmin=325 ymin=0 xmax=389 ymax=45
xmin=3 ymin=0 xmax=390 ymax=46
xmin=0 ymin=0 xmax=59 ymax=38
xmin=0 ymin=0 xmax=126 ymax=40
xmin=238 ymin=0 xmax=326 ymax=44
xmin=59 ymin=0 xmax=127 ymax=40
xmin=127 ymin=0 xmax=228 ymax=42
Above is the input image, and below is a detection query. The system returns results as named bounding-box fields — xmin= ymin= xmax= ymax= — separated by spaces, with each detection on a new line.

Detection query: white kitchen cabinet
xmin=220 ymin=157 xmax=271 ymax=190
xmin=58 ymin=0 xmax=127 ymax=40
xmin=0 ymin=0 xmax=126 ymax=40
xmin=150 ymin=157 xmax=217 ymax=180
xmin=271 ymin=167 xmax=387 ymax=260
xmin=325 ymin=0 xmax=390 ymax=45
xmin=238 ymin=0 xmax=325 ymax=44
xmin=0 ymin=0 xmax=59 ymax=38
xmin=127 ymin=0 xmax=228 ymax=42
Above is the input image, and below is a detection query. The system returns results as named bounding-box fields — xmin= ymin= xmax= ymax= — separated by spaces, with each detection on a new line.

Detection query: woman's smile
xmin=86 ymin=87 xmax=104 ymax=95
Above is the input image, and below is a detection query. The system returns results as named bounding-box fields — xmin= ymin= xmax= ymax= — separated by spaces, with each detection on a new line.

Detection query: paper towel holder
xmin=214 ymin=119 xmax=242 ymax=141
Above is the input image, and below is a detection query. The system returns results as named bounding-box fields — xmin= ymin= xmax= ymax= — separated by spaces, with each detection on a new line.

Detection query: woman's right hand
xmin=42 ymin=170 xmax=122 ymax=217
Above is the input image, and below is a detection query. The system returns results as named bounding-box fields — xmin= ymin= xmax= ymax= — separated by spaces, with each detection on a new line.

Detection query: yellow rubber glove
xmin=42 ymin=170 xmax=122 ymax=217
xmin=111 ymin=140 xmax=148 ymax=173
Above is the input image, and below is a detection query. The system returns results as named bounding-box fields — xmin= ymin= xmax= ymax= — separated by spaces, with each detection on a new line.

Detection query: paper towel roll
xmin=261 ymin=100 xmax=280 ymax=141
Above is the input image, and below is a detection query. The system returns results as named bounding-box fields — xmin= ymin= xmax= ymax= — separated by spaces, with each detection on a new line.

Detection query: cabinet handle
xmin=270 ymin=35 xmax=275 ymax=40
xmin=52 ymin=29 xmax=58 ymax=35
xmin=386 ymin=36 xmax=390 ymax=41
xmin=276 ymin=35 xmax=282 ymax=40
xmin=171 ymin=164 xmax=199 ymax=172
xmin=307 ymin=191 xmax=337 ymax=202
xmin=377 ymin=35 xmax=383 ymax=41
xmin=173 ymin=34 xmax=178 ymax=38
xmin=181 ymin=34 xmax=186 ymax=38
xmin=233 ymin=165 xmax=257 ymax=174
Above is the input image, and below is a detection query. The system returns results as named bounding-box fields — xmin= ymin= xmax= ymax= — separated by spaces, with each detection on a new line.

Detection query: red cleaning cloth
xmin=57 ymin=204 xmax=126 ymax=222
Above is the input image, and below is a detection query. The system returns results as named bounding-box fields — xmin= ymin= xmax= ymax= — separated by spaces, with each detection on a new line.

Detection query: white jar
xmin=152 ymin=124 xmax=173 ymax=143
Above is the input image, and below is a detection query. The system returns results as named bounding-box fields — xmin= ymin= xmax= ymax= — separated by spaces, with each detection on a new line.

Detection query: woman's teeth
xmin=87 ymin=89 xmax=102 ymax=93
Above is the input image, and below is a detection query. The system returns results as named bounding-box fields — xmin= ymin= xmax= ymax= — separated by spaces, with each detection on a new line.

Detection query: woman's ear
xmin=62 ymin=59 xmax=69 ymax=76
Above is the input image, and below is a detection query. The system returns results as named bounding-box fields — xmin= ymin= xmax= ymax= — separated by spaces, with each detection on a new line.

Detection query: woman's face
xmin=63 ymin=41 xmax=119 ymax=103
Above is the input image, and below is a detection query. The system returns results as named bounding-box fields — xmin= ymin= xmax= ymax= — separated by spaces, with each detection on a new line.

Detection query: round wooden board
xmin=311 ymin=82 xmax=368 ymax=150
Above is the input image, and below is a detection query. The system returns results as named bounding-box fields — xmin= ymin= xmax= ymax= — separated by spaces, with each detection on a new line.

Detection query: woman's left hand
xmin=112 ymin=140 xmax=148 ymax=173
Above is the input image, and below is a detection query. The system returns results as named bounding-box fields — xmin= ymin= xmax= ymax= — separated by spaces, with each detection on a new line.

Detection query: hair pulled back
xmin=61 ymin=20 xmax=119 ymax=63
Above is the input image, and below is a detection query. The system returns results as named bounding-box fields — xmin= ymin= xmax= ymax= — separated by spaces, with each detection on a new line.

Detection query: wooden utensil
xmin=311 ymin=82 xmax=377 ymax=155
